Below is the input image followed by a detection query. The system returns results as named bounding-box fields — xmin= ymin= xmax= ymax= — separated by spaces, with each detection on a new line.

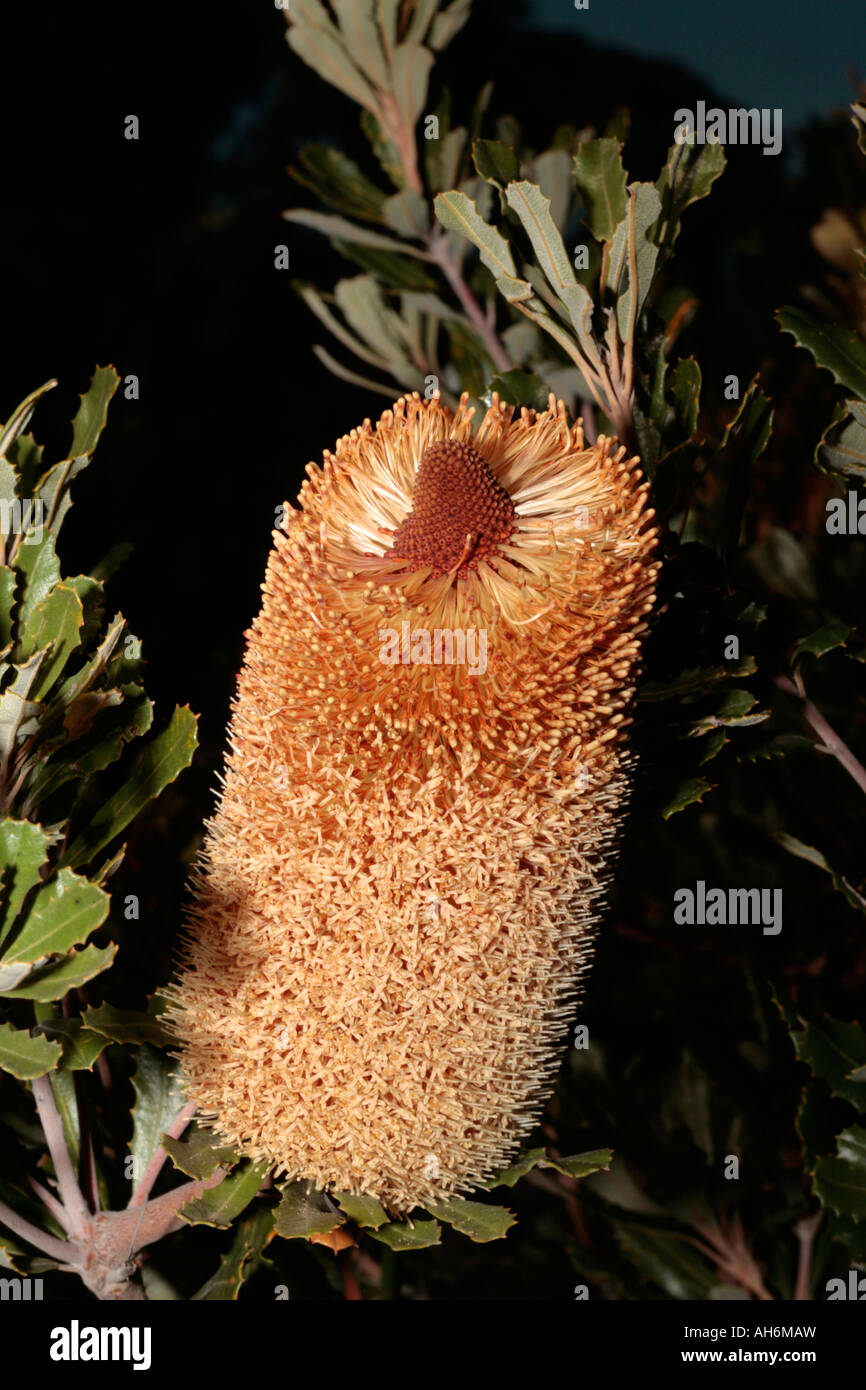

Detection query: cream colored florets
xmin=167 ymin=392 xmax=658 ymax=1214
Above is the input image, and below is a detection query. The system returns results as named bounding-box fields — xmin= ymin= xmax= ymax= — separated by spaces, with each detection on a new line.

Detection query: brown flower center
xmin=388 ymin=440 xmax=515 ymax=578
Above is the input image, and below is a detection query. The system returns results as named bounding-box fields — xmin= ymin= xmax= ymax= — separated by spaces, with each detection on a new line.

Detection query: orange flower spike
xmin=167 ymin=392 xmax=659 ymax=1215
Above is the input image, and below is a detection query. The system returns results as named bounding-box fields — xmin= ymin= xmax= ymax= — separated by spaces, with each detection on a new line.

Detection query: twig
xmin=31 ymin=1075 xmax=91 ymax=1240
xmin=26 ymin=1174 xmax=71 ymax=1233
xmin=794 ymin=1211 xmax=822 ymax=1300
xmin=0 ymin=1195 xmax=75 ymax=1265
xmin=428 ymin=229 xmax=511 ymax=373
xmin=774 ymin=674 xmax=866 ymax=797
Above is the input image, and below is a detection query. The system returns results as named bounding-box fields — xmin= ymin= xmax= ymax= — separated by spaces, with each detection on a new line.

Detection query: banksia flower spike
xmin=168 ymin=392 xmax=659 ymax=1215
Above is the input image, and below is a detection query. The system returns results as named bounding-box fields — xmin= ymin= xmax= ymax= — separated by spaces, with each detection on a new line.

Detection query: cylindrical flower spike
xmin=168 ymin=393 xmax=659 ymax=1214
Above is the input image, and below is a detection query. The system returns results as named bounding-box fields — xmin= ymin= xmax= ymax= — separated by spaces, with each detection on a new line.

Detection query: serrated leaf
xmin=162 ymin=1123 xmax=239 ymax=1180
xmin=548 ymin=1148 xmax=614 ymax=1180
xmin=777 ymin=306 xmax=866 ymax=398
xmin=505 ymin=180 xmax=588 ymax=330
xmin=574 ymin=138 xmax=627 ymax=242
xmin=814 ymin=1127 xmax=866 ymax=1222
xmin=62 ymin=705 xmax=197 ymax=870
xmin=792 ymin=621 xmax=852 ymax=663
xmin=81 ymin=996 xmax=173 ymax=1046
xmin=0 ymin=1022 xmax=61 ymax=1079
xmin=332 ymin=1190 xmax=389 ymax=1228
xmin=425 ymin=1196 xmax=515 ymax=1242
xmin=473 ymin=139 xmax=520 ymax=189
xmin=180 ymin=1159 xmax=269 ymax=1229
xmin=0 ymin=380 xmax=57 ymax=461
xmin=274 ymin=1180 xmax=344 ymax=1240
xmin=192 ymin=1206 xmax=276 ymax=1300
xmin=0 ymin=819 xmax=51 ymax=953
xmin=791 ymin=1016 xmax=866 ymax=1107
xmin=0 ymin=943 xmax=116 ymax=1000
xmin=433 ymin=190 xmax=517 ymax=280
xmin=3 ymin=869 xmax=109 ymax=964
xmin=653 ymin=140 xmax=726 ymax=257
xmin=484 ymin=371 xmax=551 ymax=412
xmin=31 ymin=1017 xmax=107 ymax=1072
xmin=774 ymin=833 xmax=866 ymax=914
xmin=15 ymin=581 xmax=83 ymax=700
xmin=606 ymin=183 xmax=663 ymax=339
xmin=14 ymin=531 xmax=61 ymax=630
xmin=68 ymin=366 xmax=120 ymax=460
xmin=719 ymin=381 xmax=774 ymax=568
xmin=369 ymin=1217 xmax=441 ymax=1250
xmin=818 ymin=400 xmax=866 ymax=483
xmin=661 ymin=777 xmax=714 ymax=819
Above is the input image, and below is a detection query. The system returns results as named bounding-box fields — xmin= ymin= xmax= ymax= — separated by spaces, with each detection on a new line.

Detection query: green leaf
xmin=369 ymin=1217 xmax=441 ymax=1250
xmin=192 ymin=1206 xmax=276 ymax=1300
xmin=687 ymin=689 xmax=768 ymax=734
xmin=791 ymin=1015 xmax=866 ymax=1107
xmin=777 ymin=306 xmax=866 ymax=398
xmin=473 ymin=139 xmax=520 ymax=189
xmin=0 ymin=1022 xmax=61 ymax=1079
xmin=0 ymin=819 xmax=51 ymax=953
xmin=639 ymin=658 xmax=755 ymax=701
xmin=332 ymin=1190 xmax=389 ymax=1228
xmin=15 ymin=583 xmax=83 ymax=700
xmin=180 ymin=1159 xmax=270 ymax=1229
xmin=283 ymin=208 xmax=429 ymax=258
xmin=330 ymin=240 xmax=436 ymax=290
xmin=425 ymin=1196 xmax=515 ymax=1242
xmin=31 ymin=1017 xmax=108 ymax=1072
xmin=162 ymin=1123 xmax=239 ymax=1180
xmin=62 ymin=705 xmax=198 ymax=870
xmin=433 ymin=190 xmax=517 ymax=280
xmin=483 ymin=1148 xmax=548 ymax=1188
xmin=549 ymin=1149 xmax=614 ymax=1179
xmin=3 ymin=868 xmax=109 ymax=964
xmin=505 ymin=180 xmax=589 ymax=332
xmin=606 ymin=183 xmax=663 ymax=339
xmin=14 ymin=531 xmax=61 ymax=630
xmin=661 ymin=777 xmax=714 ymax=819
xmin=390 ymin=43 xmax=433 ymax=130
xmin=68 ymin=366 xmax=120 ymax=460
xmin=331 ymin=0 xmax=388 ymax=87
xmin=130 ymin=1044 xmax=187 ymax=1192
xmin=286 ymin=21 xmax=378 ymax=113
xmin=311 ymin=345 xmax=397 ymax=398
xmin=653 ymin=140 xmax=726 ymax=257
xmin=774 ymin=834 xmax=866 ymax=915
xmin=429 ymin=0 xmax=471 ymax=50
xmin=616 ymin=1221 xmax=716 ymax=1298
xmin=290 ymin=144 xmax=386 ymax=223
xmin=719 ymin=381 xmax=773 ymax=568
xmin=0 ymin=380 xmax=57 ymax=461
xmin=81 ymin=996 xmax=173 ymax=1046
xmin=818 ymin=400 xmax=866 ymax=483
xmin=792 ymin=622 xmax=852 ymax=663
xmin=0 ymin=943 xmax=116 ymax=1000
xmin=382 ymin=189 xmax=429 ymax=239
xmin=814 ymin=1126 xmax=866 ymax=1222
xmin=573 ymin=138 xmax=627 ymax=242
xmin=0 ymin=566 xmax=18 ymax=648
xmin=273 ymin=1180 xmax=344 ymax=1240
xmin=484 ymin=371 xmax=551 ymax=412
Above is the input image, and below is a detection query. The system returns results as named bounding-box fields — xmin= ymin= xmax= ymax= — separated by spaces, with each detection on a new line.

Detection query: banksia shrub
xmin=169 ymin=391 xmax=658 ymax=1213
